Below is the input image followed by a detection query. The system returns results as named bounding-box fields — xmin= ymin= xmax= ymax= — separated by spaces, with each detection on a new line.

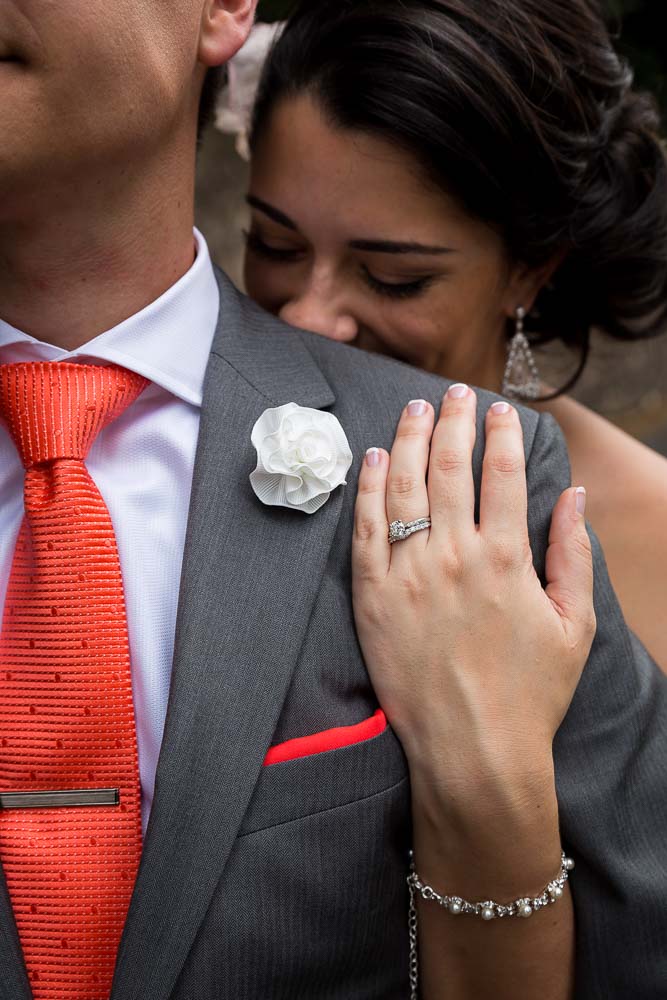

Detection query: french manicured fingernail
xmin=407 ymin=399 xmax=428 ymax=417
xmin=490 ymin=401 xmax=512 ymax=415
xmin=575 ymin=486 xmax=587 ymax=516
xmin=366 ymin=447 xmax=382 ymax=468
xmin=447 ymin=383 xmax=469 ymax=399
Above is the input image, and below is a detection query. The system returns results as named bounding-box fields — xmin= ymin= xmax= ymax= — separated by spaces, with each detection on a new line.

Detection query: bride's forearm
xmin=409 ymin=754 xmax=574 ymax=1000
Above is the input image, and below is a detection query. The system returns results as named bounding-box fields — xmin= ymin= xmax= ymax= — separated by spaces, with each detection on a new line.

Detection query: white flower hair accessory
xmin=250 ymin=403 xmax=353 ymax=515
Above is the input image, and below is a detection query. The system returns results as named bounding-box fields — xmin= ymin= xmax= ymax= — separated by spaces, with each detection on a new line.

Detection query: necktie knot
xmin=0 ymin=362 xmax=149 ymax=468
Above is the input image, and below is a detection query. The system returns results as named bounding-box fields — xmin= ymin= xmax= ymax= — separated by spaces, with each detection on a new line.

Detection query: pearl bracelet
xmin=407 ymin=849 xmax=574 ymax=921
xmin=406 ymin=851 xmax=575 ymax=999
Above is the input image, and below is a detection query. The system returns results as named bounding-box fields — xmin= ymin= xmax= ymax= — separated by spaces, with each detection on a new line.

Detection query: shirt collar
xmin=0 ymin=228 xmax=220 ymax=408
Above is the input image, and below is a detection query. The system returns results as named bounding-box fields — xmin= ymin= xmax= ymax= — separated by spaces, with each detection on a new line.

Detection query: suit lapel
xmin=111 ymin=276 xmax=344 ymax=1000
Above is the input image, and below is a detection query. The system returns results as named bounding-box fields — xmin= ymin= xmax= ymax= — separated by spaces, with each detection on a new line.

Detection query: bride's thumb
xmin=544 ymin=487 xmax=596 ymax=647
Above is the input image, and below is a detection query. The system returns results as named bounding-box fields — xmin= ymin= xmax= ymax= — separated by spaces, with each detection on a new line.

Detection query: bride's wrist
xmin=409 ymin=758 xmax=563 ymax=900
xmin=407 ymin=741 xmax=558 ymax=834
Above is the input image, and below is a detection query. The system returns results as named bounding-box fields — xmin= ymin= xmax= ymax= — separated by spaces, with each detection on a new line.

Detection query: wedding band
xmin=388 ymin=518 xmax=432 ymax=544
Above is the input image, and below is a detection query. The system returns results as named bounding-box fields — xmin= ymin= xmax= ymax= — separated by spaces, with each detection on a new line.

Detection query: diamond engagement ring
xmin=388 ymin=518 xmax=432 ymax=544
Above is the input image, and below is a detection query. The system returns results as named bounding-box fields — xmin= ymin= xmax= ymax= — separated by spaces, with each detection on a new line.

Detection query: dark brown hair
xmin=251 ymin=0 xmax=667 ymax=395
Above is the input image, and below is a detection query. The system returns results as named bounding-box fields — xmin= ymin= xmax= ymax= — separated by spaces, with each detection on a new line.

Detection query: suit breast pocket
xmin=239 ymin=715 xmax=408 ymax=835
xmin=263 ymin=708 xmax=388 ymax=765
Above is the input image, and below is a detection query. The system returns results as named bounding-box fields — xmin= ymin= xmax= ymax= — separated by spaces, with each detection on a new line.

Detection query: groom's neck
xmin=0 ymin=155 xmax=198 ymax=351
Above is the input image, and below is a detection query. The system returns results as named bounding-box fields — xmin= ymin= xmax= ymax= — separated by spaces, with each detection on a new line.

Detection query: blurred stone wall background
xmin=195 ymin=0 xmax=667 ymax=455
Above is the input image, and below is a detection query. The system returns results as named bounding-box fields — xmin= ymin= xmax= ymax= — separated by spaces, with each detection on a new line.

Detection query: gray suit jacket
xmin=1 ymin=270 xmax=665 ymax=999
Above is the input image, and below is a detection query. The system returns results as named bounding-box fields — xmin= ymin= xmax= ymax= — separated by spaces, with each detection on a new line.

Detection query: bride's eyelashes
xmin=243 ymin=229 xmax=306 ymax=263
xmin=244 ymin=230 xmax=436 ymax=301
xmin=360 ymin=266 xmax=435 ymax=300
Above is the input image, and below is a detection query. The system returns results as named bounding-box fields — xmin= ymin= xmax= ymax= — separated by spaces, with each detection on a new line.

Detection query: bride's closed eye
xmin=244 ymin=229 xmax=436 ymax=301
xmin=361 ymin=267 xmax=436 ymax=300
xmin=243 ymin=229 xmax=307 ymax=263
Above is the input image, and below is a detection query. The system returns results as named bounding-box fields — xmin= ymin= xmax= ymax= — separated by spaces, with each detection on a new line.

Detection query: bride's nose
xmin=279 ymin=287 xmax=359 ymax=343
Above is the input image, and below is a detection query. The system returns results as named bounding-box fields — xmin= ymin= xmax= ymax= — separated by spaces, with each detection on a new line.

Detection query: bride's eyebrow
xmin=246 ymin=195 xmax=298 ymax=230
xmin=246 ymin=194 xmax=456 ymax=255
xmin=348 ymin=239 xmax=456 ymax=255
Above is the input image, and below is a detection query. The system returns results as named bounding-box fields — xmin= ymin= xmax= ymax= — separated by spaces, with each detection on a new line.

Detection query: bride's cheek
xmin=389 ymin=310 xmax=454 ymax=369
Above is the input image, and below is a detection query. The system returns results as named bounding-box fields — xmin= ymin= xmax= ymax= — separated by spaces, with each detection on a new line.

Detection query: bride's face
xmin=245 ymin=94 xmax=536 ymax=389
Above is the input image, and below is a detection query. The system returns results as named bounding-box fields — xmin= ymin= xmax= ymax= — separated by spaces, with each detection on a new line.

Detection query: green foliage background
xmin=257 ymin=0 xmax=665 ymax=117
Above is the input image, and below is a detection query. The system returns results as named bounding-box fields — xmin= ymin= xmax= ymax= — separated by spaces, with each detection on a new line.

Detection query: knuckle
xmin=489 ymin=536 xmax=527 ymax=573
xmin=492 ymin=547 xmax=515 ymax=574
xmin=395 ymin=424 xmax=430 ymax=444
xmin=352 ymin=551 xmax=384 ymax=587
xmin=431 ymin=447 xmax=468 ymax=477
xmin=352 ymin=594 xmax=387 ymax=630
xmin=442 ymin=398 xmax=472 ymax=419
xmin=567 ymin=624 xmax=594 ymax=661
xmin=387 ymin=471 xmax=421 ymax=499
xmin=485 ymin=450 xmax=525 ymax=478
xmin=353 ymin=511 xmax=382 ymax=545
xmin=356 ymin=476 xmax=385 ymax=498
xmin=585 ymin=619 xmax=597 ymax=646
xmin=572 ymin=531 xmax=593 ymax=564
xmin=396 ymin=571 xmax=428 ymax=604
xmin=439 ymin=545 xmax=468 ymax=581
xmin=583 ymin=608 xmax=597 ymax=641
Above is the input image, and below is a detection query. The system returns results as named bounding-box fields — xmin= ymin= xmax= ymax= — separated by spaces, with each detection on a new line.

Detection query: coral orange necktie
xmin=0 ymin=362 xmax=148 ymax=1000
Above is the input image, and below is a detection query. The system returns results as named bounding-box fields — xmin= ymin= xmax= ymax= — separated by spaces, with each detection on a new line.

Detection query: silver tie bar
xmin=0 ymin=788 xmax=120 ymax=810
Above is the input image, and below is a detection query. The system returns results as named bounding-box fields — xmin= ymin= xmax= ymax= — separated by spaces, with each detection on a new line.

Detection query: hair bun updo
xmin=574 ymin=87 xmax=667 ymax=336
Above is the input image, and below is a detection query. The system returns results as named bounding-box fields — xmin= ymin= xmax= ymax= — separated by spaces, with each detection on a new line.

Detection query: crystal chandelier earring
xmin=501 ymin=307 xmax=541 ymax=400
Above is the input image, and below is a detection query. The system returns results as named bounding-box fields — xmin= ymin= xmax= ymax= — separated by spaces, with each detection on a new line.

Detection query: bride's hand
xmin=352 ymin=385 xmax=596 ymax=792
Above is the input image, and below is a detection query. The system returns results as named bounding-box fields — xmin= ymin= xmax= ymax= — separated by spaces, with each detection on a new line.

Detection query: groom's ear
xmin=198 ymin=0 xmax=258 ymax=68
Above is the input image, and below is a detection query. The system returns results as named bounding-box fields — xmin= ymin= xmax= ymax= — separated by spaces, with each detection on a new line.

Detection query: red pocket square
xmin=263 ymin=709 xmax=387 ymax=766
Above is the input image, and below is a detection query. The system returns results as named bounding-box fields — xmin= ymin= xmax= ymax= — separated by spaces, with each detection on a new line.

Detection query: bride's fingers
xmin=545 ymin=487 xmax=596 ymax=647
xmin=427 ymin=383 xmax=477 ymax=542
xmin=479 ymin=402 xmax=529 ymax=551
xmin=385 ymin=400 xmax=435 ymax=555
xmin=353 ymin=447 xmax=391 ymax=584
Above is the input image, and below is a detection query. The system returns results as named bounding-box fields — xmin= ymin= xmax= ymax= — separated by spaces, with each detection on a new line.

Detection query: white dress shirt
xmin=0 ymin=229 xmax=220 ymax=833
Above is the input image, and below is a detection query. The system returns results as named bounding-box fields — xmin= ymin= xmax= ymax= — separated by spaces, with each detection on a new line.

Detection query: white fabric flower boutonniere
xmin=250 ymin=403 xmax=353 ymax=514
